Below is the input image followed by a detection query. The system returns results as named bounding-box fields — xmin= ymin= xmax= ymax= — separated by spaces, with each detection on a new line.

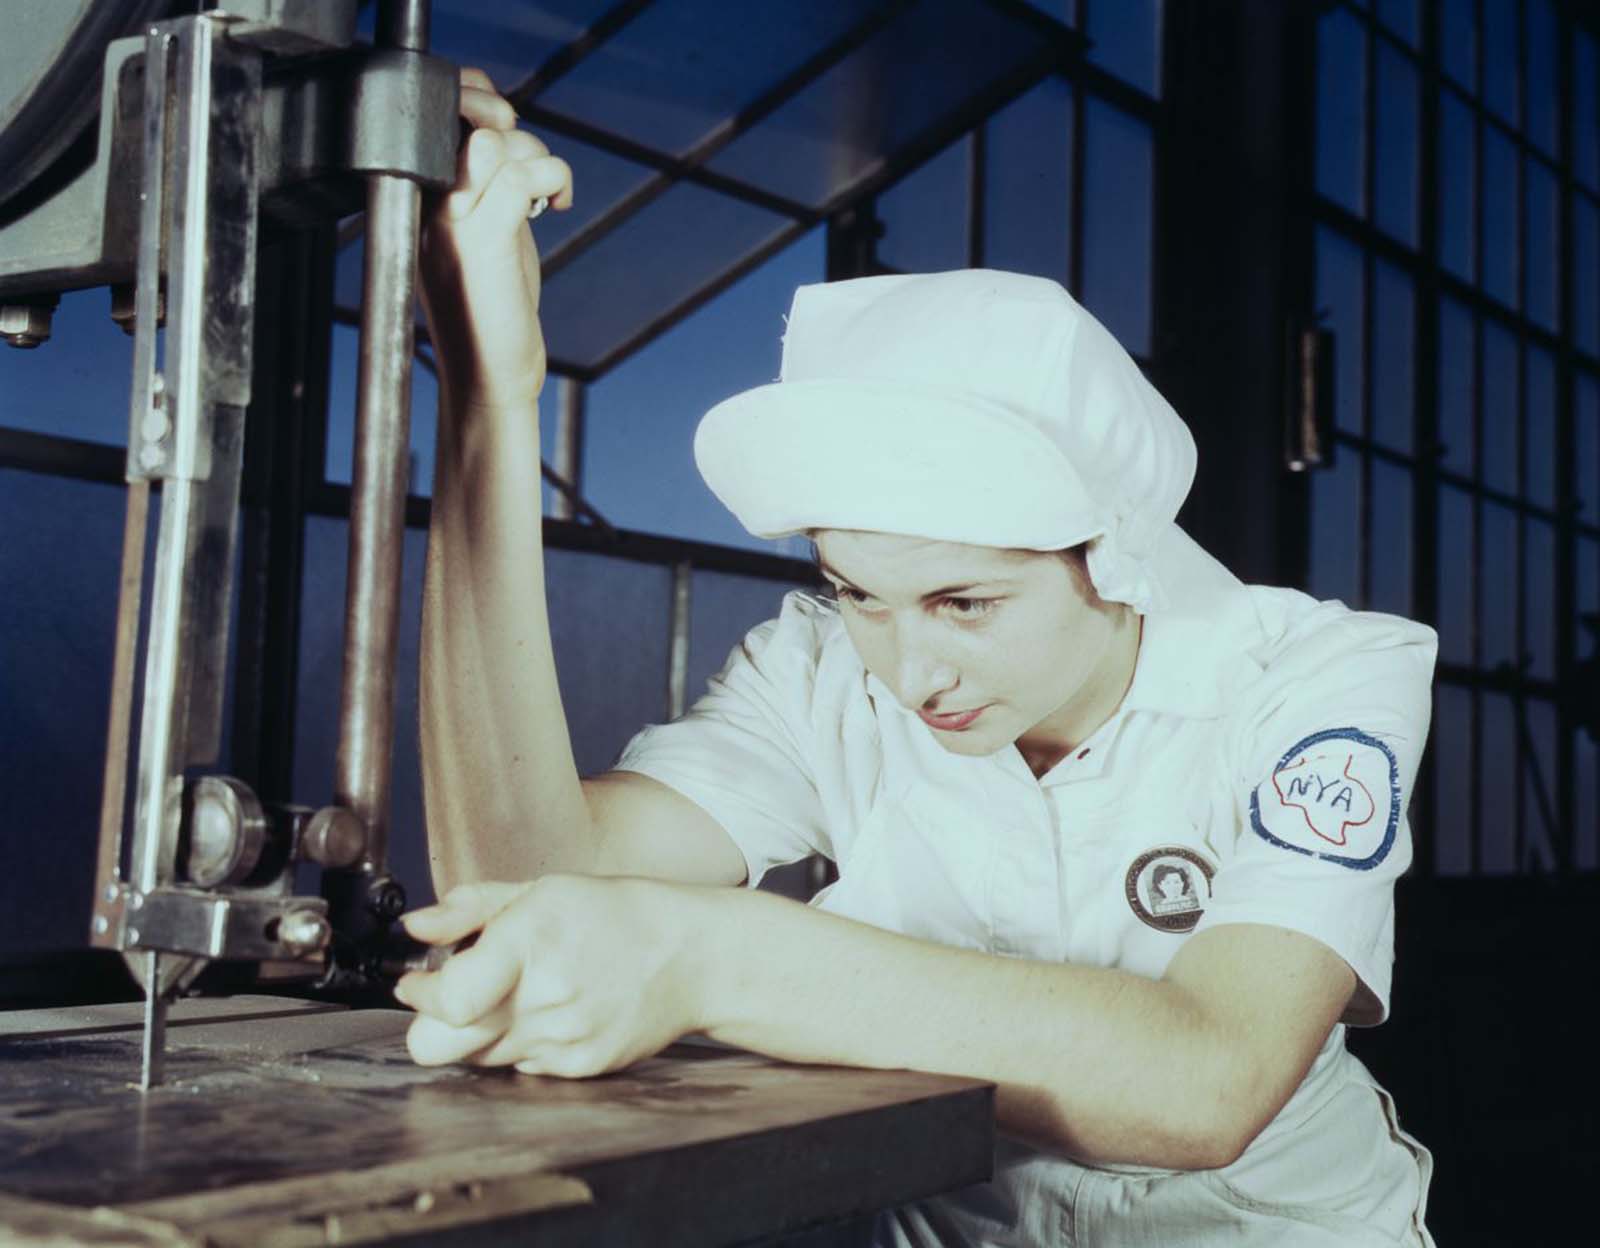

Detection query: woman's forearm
xmin=420 ymin=393 xmax=597 ymax=895
xmin=416 ymin=76 xmax=587 ymax=898
xmin=692 ymin=888 xmax=1276 ymax=1170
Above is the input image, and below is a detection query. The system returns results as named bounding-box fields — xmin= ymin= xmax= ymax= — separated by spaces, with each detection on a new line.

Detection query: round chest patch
xmin=1125 ymin=847 xmax=1216 ymax=933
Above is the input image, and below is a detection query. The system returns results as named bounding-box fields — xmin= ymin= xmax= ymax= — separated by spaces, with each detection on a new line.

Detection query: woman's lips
xmin=918 ymin=705 xmax=987 ymax=732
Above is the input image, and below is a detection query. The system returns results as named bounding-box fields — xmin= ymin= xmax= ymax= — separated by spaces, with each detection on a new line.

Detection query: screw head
xmin=93 ymin=915 xmax=110 ymax=935
xmin=369 ymin=879 xmax=407 ymax=921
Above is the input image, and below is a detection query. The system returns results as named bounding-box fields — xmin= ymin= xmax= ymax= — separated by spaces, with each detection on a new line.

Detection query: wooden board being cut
xmin=0 ymin=996 xmax=994 ymax=1247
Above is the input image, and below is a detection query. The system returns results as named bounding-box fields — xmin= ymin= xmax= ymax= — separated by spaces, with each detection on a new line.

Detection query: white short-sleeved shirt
xmin=616 ymin=558 xmax=1438 ymax=1248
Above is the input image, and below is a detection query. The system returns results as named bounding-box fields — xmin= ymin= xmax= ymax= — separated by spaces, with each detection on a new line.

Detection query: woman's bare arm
xmin=419 ymin=71 xmax=744 ymax=896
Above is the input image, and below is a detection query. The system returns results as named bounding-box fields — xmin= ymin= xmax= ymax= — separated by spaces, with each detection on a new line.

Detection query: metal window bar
xmin=501 ymin=0 xmax=658 ymax=109
xmin=552 ymin=376 xmax=586 ymax=523
xmin=519 ymin=105 xmax=820 ymax=239
xmin=1553 ymin=0 xmax=1582 ymax=867
xmin=582 ymin=50 xmax=1079 ymax=379
xmin=1304 ymin=0 xmax=1600 ymax=875
xmin=1068 ymin=20 xmax=1088 ymax=298
xmin=1467 ymin=0 xmax=1490 ymax=877
xmin=667 ymin=559 xmax=692 ymax=720
xmin=1361 ymin=8 xmax=1378 ymax=614
xmin=530 ymin=1 xmax=917 ymax=282
xmin=302 ymin=476 xmax=820 ymax=586
xmin=967 ymin=120 xmax=987 ymax=270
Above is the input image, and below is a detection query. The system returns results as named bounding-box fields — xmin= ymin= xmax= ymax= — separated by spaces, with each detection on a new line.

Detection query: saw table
xmin=0 ymin=996 xmax=993 ymax=1247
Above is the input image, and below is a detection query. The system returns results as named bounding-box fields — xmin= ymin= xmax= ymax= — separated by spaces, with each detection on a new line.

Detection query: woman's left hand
xmin=394 ymin=874 xmax=710 ymax=1076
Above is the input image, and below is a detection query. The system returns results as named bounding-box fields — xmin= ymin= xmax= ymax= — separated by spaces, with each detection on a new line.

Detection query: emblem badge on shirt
xmin=1125 ymin=846 xmax=1216 ymax=933
xmin=1249 ymin=727 xmax=1401 ymax=871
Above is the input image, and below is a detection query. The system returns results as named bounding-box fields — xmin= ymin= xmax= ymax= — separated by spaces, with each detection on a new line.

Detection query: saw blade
xmin=139 ymin=950 xmax=168 ymax=1091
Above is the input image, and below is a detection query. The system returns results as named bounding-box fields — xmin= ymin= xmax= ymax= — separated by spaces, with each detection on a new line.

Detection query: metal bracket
xmin=212 ymin=0 xmax=360 ymax=56
xmin=90 ymin=16 xmax=271 ymax=1057
xmin=0 ymin=3 xmax=454 ymax=295
xmin=345 ymin=48 xmax=459 ymax=185
xmin=1284 ymin=324 xmax=1336 ymax=473
xmin=72 ymin=0 xmax=443 ymax=1087
xmin=94 ymin=884 xmax=330 ymax=962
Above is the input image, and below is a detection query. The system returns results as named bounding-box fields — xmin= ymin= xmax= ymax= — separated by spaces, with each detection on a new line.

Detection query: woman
xmin=398 ymin=71 xmax=1437 ymax=1247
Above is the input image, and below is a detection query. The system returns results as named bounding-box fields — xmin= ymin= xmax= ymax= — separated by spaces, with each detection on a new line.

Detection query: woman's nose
xmin=895 ymin=644 xmax=959 ymax=707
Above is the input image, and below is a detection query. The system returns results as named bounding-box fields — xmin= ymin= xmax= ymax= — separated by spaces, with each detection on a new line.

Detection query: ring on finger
xmin=529 ymin=195 xmax=550 ymax=222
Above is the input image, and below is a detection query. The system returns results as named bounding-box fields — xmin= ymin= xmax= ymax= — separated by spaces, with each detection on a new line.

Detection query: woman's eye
xmin=834 ymin=585 xmax=873 ymax=608
xmin=942 ymin=596 xmax=996 ymax=619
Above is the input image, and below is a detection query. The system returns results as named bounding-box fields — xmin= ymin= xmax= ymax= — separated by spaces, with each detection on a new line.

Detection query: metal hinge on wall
xmin=1284 ymin=322 xmax=1335 ymax=472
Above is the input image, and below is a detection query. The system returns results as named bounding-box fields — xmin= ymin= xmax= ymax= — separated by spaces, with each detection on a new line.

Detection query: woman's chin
xmin=929 ymin=725 xmax=1009 ymax=758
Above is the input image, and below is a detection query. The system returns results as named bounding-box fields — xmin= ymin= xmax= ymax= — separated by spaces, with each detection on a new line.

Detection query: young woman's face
xmin=813 ymin=530 xmax=1139 ymax=762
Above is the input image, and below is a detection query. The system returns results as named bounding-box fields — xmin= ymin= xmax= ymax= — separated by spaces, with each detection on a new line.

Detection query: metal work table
xmin=0 ymin=996 xmax=993 ymax=1246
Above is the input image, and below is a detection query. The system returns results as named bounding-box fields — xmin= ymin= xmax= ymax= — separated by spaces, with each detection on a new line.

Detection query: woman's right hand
xmin=419 ymin=67 xmax=573 ymax=415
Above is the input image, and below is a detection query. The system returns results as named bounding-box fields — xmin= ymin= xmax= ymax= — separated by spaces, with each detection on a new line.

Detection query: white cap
xmin=693 ymin=270 xmax=1198 ymax=613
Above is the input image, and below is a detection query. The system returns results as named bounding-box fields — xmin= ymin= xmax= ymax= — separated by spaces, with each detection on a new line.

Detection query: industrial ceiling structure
xmin=332 ymin=0 xmax=1084 ymax=380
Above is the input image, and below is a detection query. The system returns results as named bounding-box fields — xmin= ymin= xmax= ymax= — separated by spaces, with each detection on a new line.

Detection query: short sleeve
xmin=613 ymin=593 xmax=835 ymax=887
xmin=1196 ymin=605 xmax=1439 ymax=1025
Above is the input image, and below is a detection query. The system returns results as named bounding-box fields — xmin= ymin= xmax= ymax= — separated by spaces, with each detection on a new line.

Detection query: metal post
xmin=381 ymin=0 xmax=430 ymax=51
xmin=668 ymin=561 xmax=692 ymax=719
xmin=334 ymin=0 xmax=429 ymax=870
xmin=553 ymin=376 xmax=586 ymax=521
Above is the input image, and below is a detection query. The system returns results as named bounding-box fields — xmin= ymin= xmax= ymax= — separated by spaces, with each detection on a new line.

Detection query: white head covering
xmin=694 ymin=270 xmax=1199 ymax=613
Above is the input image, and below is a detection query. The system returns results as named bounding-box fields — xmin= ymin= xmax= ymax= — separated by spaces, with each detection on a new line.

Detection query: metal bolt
xmin=368 ymin=878 xmax=407 ymax=921
xmin=276 ymin=908 xmax=330 ymax=955
xmin=143 ymin=376 xmax=169 ymax=442
xmin=0 ymin=301 xmax=57 ymax=348
xmin=104 ymin=883 xmax=119 ymax=903
xmin=142 ymin=406 xmax=171 ymax=443
xmin=127 ymin=927 xmax=142 ymax=945
xmin=109 ymin=284 xmax=166 ymax=335
xmin=139 ymin=444 xmax=164 ymax=470
xmin=129 ymin=892 xmax=145 ymax=911
xmin=93 ymin=915 xmax=109 ymax=935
